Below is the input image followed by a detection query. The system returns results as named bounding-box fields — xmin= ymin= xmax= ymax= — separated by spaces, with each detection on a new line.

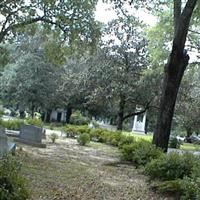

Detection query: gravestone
xmin=0 ymin=127 xmax=16 ymax=158
xmin=15 ymin=125 xmax=46 ymax=148
xmin=132 ymin=110 xmax=147 ymax=134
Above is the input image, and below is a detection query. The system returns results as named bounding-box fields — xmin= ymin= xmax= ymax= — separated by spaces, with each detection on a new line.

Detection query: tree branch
xmin=173 ymin=0 xmax=198 ymax=51
xmin=122 ymin=101 xmax=152 ymax=120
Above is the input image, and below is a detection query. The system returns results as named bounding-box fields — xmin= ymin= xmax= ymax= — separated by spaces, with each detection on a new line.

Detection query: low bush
xmin=153 ymin=176 xmax=200 ymax=199
xmin=121 ymin=140 xmax=163 ymax=167
xmin=145 ymin=152 xmax=199 ymax=181
xmin=77 ymin=133 xmax=90 ymax=146
xmin=168 ymin=137 xmax=181 ymax=149
xmin=118 ymin=135 xmax=135 ymax=148
xmin=25 ymin=118 xmax=43 ymax=127
xmin=64 ymin=125 xmax=90 ymax=138
xmin=0 ymin=156 xmax=29 ymax=200
xmin=179 ymin=176 xmax=200 ymax=200
xmin=49 ymin=133 xmax=58 ymax=143
xmin=70 ymin=111 xmax=90 ymax=125
xmin=0 ymin=120 xmax=24 ymax=130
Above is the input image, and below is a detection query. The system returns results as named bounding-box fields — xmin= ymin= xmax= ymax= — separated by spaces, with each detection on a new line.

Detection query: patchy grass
xmin=180 ymin=142 xmax=200 ymax=151
xmin=123 ymin=132 xmax=153 ymax=142
xmin=15 ymin=138 xmax=167 ymax=200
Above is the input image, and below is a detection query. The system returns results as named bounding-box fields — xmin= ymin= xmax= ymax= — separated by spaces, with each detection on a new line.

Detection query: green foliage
xmin=77 ymin=133 xmax=90 ymax=146
xmin=0 ymin=110 xmax=4 ymax=118
xmin=0 ymin=120 xmax=24 ymax=130
xmin=179 ymin=177 xmax=200 ymax=200
xmin=89 ymin=128 xmax=106 ymax=142
xmin=145 ymin=153 xmax=199 ymax=181
xmin=168 ymin=137 xmax=181 ymax=149
xmin=64 ymin=125 xmax=90 ymax=138
xmin=49 ymin=133 xmax=58 ymax=143
xmin=25 ymin=118 xmax=43 ymax=127
xmin=153 ymin=177 xmax=200 ymax=199
xmin=0 ymin=156 xmax=29 ymax=200
xmin=118 ymin=135 xmax=135 ymax=148
xmin=121 ymin=140 xmax=163 ymax=166
xmin=70 ymin=111 xmax=90 ymax=125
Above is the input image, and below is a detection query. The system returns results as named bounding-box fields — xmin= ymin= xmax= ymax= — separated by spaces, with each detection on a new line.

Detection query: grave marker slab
xmin=0 ymin=127 xmax=16 ymax=158
xmin=15 ymin=125 xmax=46 ymax=148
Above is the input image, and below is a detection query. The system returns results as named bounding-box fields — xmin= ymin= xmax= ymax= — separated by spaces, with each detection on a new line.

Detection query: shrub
xmin=89 ymin=128 xmax=106 ymax=142
xmin=0 ymin=110 xmax=4 ymax=118
xmin=0 ymin=120 xmax=24 ymax=130
xmin=49 ymin=133 xmax=58 ymax=143
xmin=145 ymin=152 xmax=199 ymax=181
xmin=49 ymin=123 xmax=54 ymax=130
xmin=121 ymin=140 xmax=163 ymax=167
xmin=153 ymin=177 xmax=200 ymax=199
xmin=70 ymin=111 xmax=90 ymax=125
xmin=179 ymin=176 xmax=200 ymax=200
xmin=118 ymin=135 xmax=135 ymax=148
xmin=0 ymin=156 xmax=29 ymax=200
xmin=63 ymin=125 xmax=90 ymax=138
xmin=25 ymin=118 xmax=43 ymax=127
xmin=168 ymin=137 xmax=181 ymax=149
xmin=77 ymin=133 xmax=90 ymax=146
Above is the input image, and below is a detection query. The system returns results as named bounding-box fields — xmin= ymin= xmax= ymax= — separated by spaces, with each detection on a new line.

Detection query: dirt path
xmin=17 ymin=138 xmax=170 ymax=200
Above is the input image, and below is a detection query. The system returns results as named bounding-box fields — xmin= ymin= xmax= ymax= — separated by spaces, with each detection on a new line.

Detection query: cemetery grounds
xmin=15 ymin=137 xmax=171 ymax=200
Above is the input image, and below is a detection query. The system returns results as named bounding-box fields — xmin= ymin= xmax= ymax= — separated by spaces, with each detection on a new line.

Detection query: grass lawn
xmin=123 ymin=131 xmax=153 ymax=142
xmin=16 ymin=138 xmax=167 ymax=200
xmin=180 ymin=142 xmax=200 ymax=151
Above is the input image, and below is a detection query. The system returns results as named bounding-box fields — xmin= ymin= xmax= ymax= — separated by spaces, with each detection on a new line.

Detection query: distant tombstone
xmin=0 ymin=127 xmax=16 ymax=158
xmin=132 ymin=110 xmax=147 ymax=134
xmin=88 ymin=122 xmax=95 ymax=129
xmin=16 ymin=125 xmax=46 ymax=148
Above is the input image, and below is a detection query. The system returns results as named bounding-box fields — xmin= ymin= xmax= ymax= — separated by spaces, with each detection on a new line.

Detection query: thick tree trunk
xmin=153 ymin=51 xmax=189 ymax=152
xmin=66 ymin=106 xmax=72 ymax=124
xmin=117 ymin=95 xmax=125 ymax=131
xmin=45 ymin=109 xmax=52 ymax=123
xmin=153 ymin=0 xmax=197 ymax=152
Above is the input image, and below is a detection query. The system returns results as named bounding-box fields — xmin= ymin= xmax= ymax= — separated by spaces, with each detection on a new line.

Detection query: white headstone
xmin=132 ymin=111 xmax=147 ymax=134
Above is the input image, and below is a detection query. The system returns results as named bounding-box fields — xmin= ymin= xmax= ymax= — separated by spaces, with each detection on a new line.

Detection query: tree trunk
xmin=45 ymin=109 xmax=52 ymax=123
xmin=153 ymin=51 xmax=189 ymax=152
xmin=117 ymin=95 xmax=125 ymax=131
xmin=185 ymin=127 xmax=192 ymax=142
xmin=153 ymin=0 xmax=197 ymax=152
xmin=19 ymin=111 xmax=25 ymax=119
xmin=31 ymin=104 xmax=35 ymax=119
xmin=66 ymin=106 xmax=72 ymax=124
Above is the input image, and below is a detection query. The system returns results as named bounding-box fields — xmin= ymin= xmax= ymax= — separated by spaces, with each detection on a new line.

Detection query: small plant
xmin=49 ymin=123 xmax=54 ymax=130
xmin=0 ymin=156 xmax=29 ymax=200
xmin=77 ymin=133 xmax=90 ymax=146
xmin=49 ymin=133 xmax=58 ymax=143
